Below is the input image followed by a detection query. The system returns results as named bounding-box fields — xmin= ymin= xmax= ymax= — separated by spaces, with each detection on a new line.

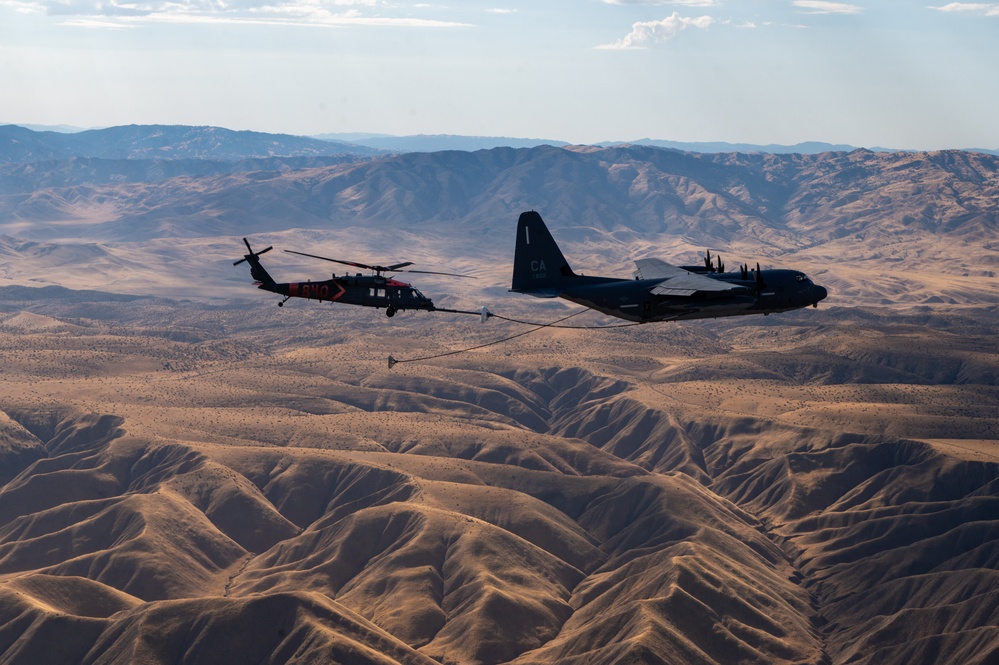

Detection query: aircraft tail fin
xmin=510 ymin=211 xmax=577 ymax=297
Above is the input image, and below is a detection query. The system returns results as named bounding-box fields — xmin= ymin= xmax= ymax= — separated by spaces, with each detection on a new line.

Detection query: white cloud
xmin=1 ymin=0 xmax=472 ymax=26
xmin=598 ymin=11 xmax=713 ymax=49
xmin=602 ymin=0 xmax=717 ymax=5
xmin=928 ymin=2 xmax=999 ymax=14
xmin=59 ymin=16 xmax=137 ymax=26
xmin=792 ymin=1 xmax=862 ymax=14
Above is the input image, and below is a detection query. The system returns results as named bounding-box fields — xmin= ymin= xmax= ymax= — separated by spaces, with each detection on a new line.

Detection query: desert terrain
xmin=1 ymin=132 xmax=998 ymax=663
xmin=1 ymin=290 xmax=996 ymax=664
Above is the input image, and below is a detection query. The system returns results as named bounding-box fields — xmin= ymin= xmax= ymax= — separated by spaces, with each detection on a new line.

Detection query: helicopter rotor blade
xmin=401 ymin=269 xmax=476 ymax=279
xmin=284 ymin=250 xmax=472 ymax=278
xmin=284 ymin=250 xmax=378 ymax=271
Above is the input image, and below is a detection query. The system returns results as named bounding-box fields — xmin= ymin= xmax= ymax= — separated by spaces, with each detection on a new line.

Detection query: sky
xmin=1 ymin=0 xmax=997 ymax=149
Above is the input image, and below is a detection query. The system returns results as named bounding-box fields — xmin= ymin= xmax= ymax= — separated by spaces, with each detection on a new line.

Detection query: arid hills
xmin=1 ymin=142 xmax=996 ymax=308
xmin=1 ymin=131 xmax=998 ymax=663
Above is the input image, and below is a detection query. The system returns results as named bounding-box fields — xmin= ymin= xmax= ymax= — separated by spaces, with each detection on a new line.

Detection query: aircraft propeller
xmin=740 ymin=263 xmax=766 ymax=289
xmin=284 ymin=250 xmax=475 ymax=278
xmin=233 ymin=238 xmax=273 ymax=266
xmin=703 ymin=250 xmax=724 ymax=273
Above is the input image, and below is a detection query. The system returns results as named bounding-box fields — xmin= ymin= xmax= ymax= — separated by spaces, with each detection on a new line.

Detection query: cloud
xmin=2 ymin=0 xmax=472 ymax=26
xmin=602 ymin=0 xmax=717 ymax=5
xmin=928 ymin=2 xmax=999 ymax=14
xmin=598 ymin=11 xmax=713 ymax=49
xmin=792 ymin=1 xmax=862 ymax=14
xmin=59 ymin=16 xmax=137 ymax=26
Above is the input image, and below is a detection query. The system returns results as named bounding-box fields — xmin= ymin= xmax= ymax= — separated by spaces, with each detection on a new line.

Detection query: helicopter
xmin=233 ymin=238 xmax=477 ymax=317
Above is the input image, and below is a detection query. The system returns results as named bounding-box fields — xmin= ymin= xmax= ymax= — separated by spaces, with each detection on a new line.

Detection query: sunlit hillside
xmin=1 ymin=287 xmax=996 ymax=664
xmin=1 ymin=137 xmax=998 ymax=664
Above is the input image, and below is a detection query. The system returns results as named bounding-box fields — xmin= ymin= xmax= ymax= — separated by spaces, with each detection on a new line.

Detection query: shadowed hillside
xmin=1 ymin=128 xmax=997 ymax=662
xmin=0 ymin=144 xmax=995 ymax=307
xmin=1 ymin=290 xmax=996 ymax=664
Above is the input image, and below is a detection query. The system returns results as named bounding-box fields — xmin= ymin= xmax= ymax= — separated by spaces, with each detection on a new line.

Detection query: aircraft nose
xmin=814 ymin=284 xmax=828 ymax=304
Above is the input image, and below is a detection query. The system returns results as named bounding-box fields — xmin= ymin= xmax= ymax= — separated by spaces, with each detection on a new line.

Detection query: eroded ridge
xmin=1 ymin=295 xmax=997 ymax=664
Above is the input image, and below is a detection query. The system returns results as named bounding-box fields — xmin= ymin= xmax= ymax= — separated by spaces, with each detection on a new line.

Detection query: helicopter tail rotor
xmin=234 ymin=238 xmax=276 ymax=286
xmin=233 ymin=238 xmax=273 ymax=266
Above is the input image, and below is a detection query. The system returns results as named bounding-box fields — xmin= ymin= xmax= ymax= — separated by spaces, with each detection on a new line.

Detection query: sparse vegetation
xmin=1 ymin=292 xmax=997 ymax=664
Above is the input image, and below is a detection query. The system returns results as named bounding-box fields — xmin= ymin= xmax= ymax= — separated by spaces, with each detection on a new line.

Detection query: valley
xmin=1 ymin=288 xmax=996 ymax=664
xmin=1 ymin=134 xmax=997 ymax=663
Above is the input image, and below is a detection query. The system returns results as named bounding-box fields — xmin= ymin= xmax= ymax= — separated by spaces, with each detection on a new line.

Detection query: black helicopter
xmin=511 ymin=211 xmax=828 ymax=321
xmin=234 ymin=238 xmax=475 ymax=317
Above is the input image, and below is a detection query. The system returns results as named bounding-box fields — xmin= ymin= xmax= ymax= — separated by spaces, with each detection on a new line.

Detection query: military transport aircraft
xmin=234 ymin=238 xmax=474 ymax=317
xmin=510 ymin=211 xmax=827 ymax=321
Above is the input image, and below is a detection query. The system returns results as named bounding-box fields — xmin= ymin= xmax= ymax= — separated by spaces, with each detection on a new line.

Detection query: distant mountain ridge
xmin=315 ymin=133 xmax=999 ymax=155
xmin=4 ymin=144 xmax=997 ymax=245
xmin=5 ymin=124 xmax=997 ymax=162
xmin=319 ymin=133 xmax=866 ymax=154
xmin=0 ymin=138 xmax=996 ymax=306
xmin=619 ymin=138 xmax=866 ymax=153
xmin=317 ymin=133 xmax=571 ymax=152
xmin=0 ymin=124 xmax=385 ymax=164
xmin=0 ymin=155 xmax=362 ymax=192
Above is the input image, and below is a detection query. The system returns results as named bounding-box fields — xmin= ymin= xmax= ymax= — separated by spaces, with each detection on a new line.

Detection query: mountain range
xmin=0 ymin=139 xmax=996 ymax=307
xmin=0 ymin=124 xmax=384 ymax=163
xmin=8 ymin=124 xmax=998 ymax=161
xmin=0 ymin=123 xmax=997 ymax=665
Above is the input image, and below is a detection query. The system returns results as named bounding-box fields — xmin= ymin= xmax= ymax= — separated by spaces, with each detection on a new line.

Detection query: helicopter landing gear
xmin=386 ymin=306 xmax=397 ymax=318
xmin=278 ymin=296 xmax=291 ymax=307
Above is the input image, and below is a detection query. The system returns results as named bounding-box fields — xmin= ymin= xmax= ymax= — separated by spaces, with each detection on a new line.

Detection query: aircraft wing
xmin=635 ymin=258 xmax=745 ymax=297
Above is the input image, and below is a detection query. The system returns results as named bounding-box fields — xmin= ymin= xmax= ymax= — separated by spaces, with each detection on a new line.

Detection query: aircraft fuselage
xmin=259 ymin=274 xmax=435 ymax=312
xmin=559 ymin=269 xmax=827 ymax=322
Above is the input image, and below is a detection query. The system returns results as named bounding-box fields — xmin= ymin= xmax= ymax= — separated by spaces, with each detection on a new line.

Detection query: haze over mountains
xmin=0 ymin=124 xmax=384 ymax=163
xmin=13 ymin=123 xmax=999 ymax=159
xmin=1 ymin=125 xmax=996 ymax=307
xmin=1 ymin=124 xmax=997 ymax=664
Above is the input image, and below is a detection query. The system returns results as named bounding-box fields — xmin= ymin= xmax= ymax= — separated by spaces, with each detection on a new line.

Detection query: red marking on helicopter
xmin=386 ymin=278 xmax=411 ymax=287
xmin=288 ymin=282 xmax=347 ymax=301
